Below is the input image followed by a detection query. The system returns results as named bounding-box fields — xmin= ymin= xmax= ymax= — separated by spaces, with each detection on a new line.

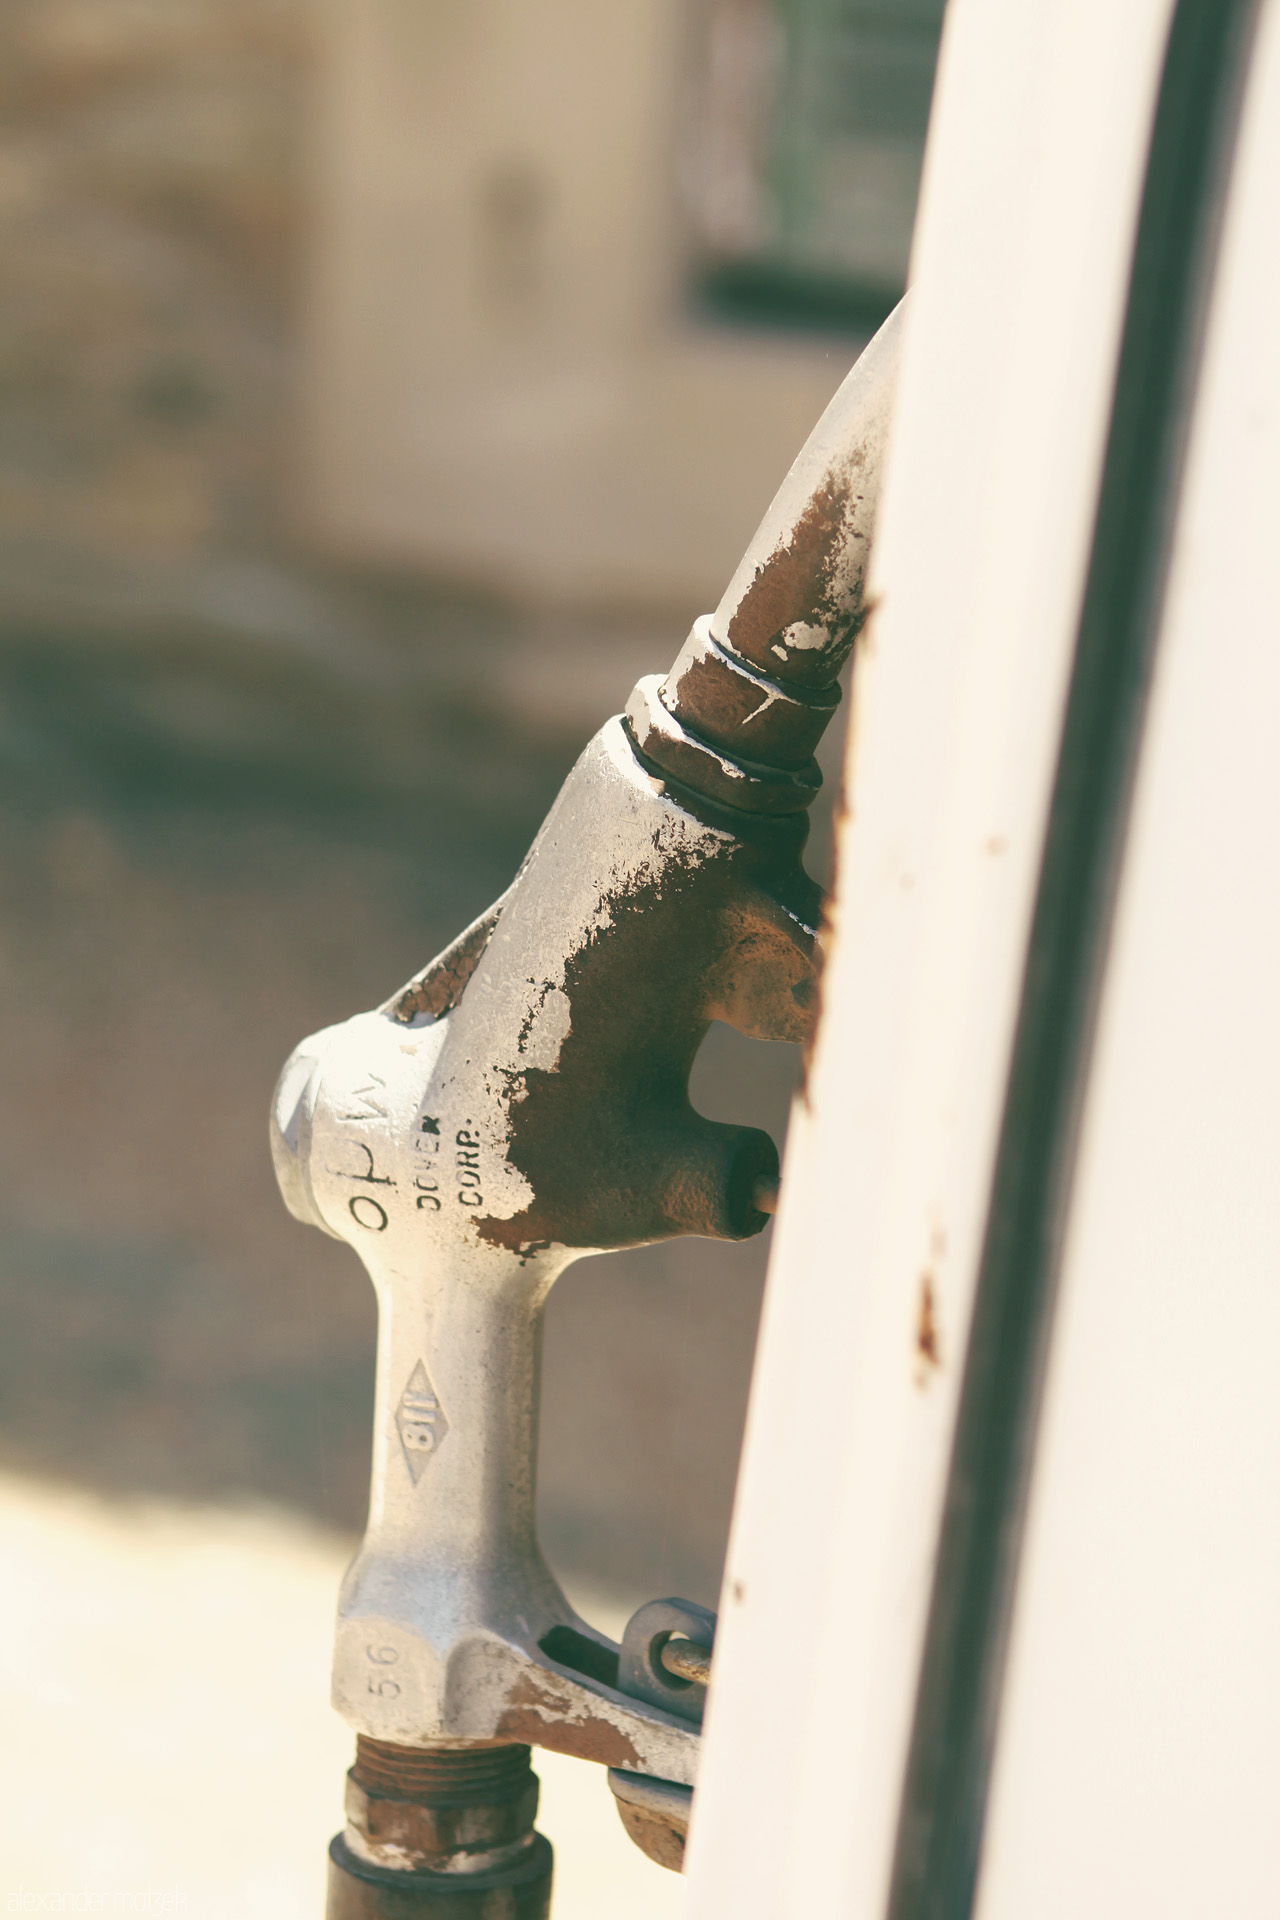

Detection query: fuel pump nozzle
xmin=270 ymin=302 xmax=902 ymax=1914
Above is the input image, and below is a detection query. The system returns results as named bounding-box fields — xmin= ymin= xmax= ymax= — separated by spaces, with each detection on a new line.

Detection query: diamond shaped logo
xmin=396 ymin=1360 xmax=449 ymax=1482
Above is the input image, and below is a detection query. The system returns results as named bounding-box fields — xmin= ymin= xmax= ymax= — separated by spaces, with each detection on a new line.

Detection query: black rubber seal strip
xmin=885 ymin=3 xmax=1261 ymax=1917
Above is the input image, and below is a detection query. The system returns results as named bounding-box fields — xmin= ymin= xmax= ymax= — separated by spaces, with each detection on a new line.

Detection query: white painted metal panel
xmin=974 ymin=5 xmax=1280 ymax=1914
xmin=683 ymin=3 xmax=1177 ymax=1915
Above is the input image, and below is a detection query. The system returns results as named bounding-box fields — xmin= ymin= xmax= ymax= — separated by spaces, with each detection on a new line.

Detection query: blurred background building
xmin=306 ymin=0 xmax=941 ymax=603
xmin=0 ymin=0 xmax=943 ymax=1905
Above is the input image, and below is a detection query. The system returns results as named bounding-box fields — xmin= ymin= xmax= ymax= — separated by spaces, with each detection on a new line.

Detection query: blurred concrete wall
xmin=303 ymin=0 xmax=856 ymax=607
xmin=0 ymin=0 xmax=868 ymax=622
xmin=0 ymin=0 xmax=867 ymax=1617
xmin=0 ymin=0 xmax=307 ymax=627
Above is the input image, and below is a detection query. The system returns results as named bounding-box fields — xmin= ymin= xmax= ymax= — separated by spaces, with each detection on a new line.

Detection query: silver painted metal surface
xmin=269 ymin=302 xmax=903 ymax=1798
xmin=271 ymin=724 xmax=735 ymax=1783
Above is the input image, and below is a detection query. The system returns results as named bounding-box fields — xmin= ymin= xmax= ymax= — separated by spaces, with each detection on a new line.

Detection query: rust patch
xmin=614 ymin=1798 xmax=688 ymax=1873
xmin=915 ymin=1271 xmax=942 ymax=1381
xmin=352 ymin=1736 xmax=529 ymax=1799
xmin=726 ymin=472 xmax=863 ymax=688
xmin=346 ymin=1739 xmax=539 ymax=1871
xmin=496 ymin=1674 xmax=645 ymax=1770
xmin=475 ymin=825 xmax=819 ymax=1255
xmin=389 ymin=894 xmax=507 ymax=1023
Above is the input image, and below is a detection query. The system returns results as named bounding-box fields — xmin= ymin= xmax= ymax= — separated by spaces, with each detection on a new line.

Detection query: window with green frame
xmin=683 ymin=0 xmax=947 ymax=330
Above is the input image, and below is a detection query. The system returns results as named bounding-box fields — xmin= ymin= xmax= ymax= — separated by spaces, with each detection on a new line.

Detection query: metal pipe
xmin=659 ymin=1640 xmax=712 ymax=1688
